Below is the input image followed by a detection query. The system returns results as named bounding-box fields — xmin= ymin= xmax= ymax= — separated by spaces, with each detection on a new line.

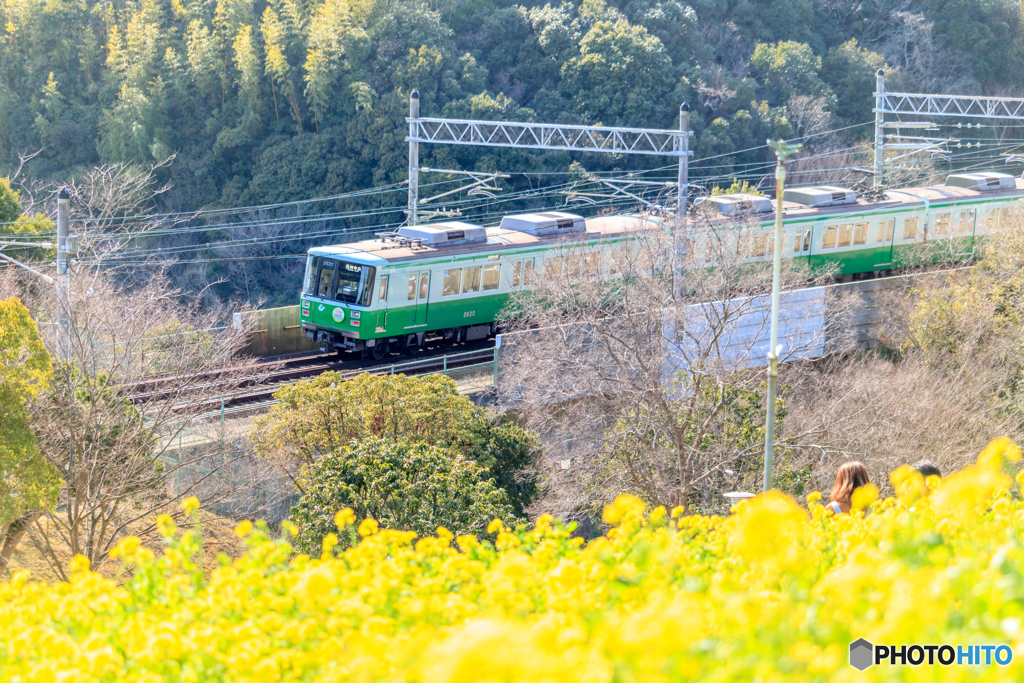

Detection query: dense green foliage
xmin=0 ymin=298 xmax=59 ymax=567
xmin=288 ymin=437 xmax=517 ymax=554
xmin=2 ymin=0 xmax=1020 ymax=210
xmin=251 ymin=373 xmax=540 ymax=514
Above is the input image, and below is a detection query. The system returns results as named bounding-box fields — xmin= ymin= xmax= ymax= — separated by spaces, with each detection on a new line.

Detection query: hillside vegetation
xmin=2 ymin=0 xmax=1021 ymax=209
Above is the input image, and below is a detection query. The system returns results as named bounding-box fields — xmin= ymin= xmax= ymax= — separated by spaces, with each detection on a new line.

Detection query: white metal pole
xmin=874 ymin=69 xmax=885 ymax=187
xmin=677 ymin=103 xmax=689 ymax=218
xmin=408 ymin=90 xmax=420 ymax=225
xmin=763 ymin=140 xmax=801 ymax=492
xmin=763 ymin=163 xmax=784 ymax=492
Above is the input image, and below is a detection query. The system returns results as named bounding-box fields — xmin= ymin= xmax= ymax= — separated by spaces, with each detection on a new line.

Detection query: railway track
xmin=130 ymin=341 xmax=497 ymax=413
xmin=193 ymin=346 xmax=496 ymax=413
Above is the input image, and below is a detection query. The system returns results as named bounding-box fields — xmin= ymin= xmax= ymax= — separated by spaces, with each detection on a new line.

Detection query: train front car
xmin=300 ymin=247 xmax=388 ymax=358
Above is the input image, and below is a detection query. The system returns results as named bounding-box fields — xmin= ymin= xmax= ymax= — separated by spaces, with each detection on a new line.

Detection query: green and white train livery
xmin=301 ymin=171 xmax=1024 ymax=357
xmin=300 ymin=211 xmax=659 ymax=358
xmin=689 ymin=171 xmax=1024 ymax=274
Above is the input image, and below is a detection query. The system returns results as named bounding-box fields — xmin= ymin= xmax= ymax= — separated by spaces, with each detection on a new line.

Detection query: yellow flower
xmin=851 ymin=483 xmax=879 ymax=511
xmin=978 ymin=436 xmax=1022 ymax=470
xmin=602 ymin=494 xmax=646 ymax=526
xmin=156 ymin=514 xmax=176 ymax=537
xmin=649 ymin=506 xmax=667 ymax=525
xmin=334 ymin=508 xmax=356 ymax=529
xmin=487 ymin=519 xmax=503 ymax=535
xmin=321 ymin=533 xmax=339 ymax=558
xmin=109 ymin=536 xmax=142 ymax=560
xmin=358 ymin=518 xmax=379 ymax=537
xmin=806 ymin=491 xmax=822 ymax=504
xmin=9 ymin=569 xmax=30 ymax=587
xmin=68 ymin=554 xmax=90 ymax=574
xmin=728 ymin=491 xmax=808 ymax=567
xmin=234 ymin=520 xmax=254 ymax=538
xmin=181 ymin=497 xmax=200 ymax=515
xmin=670 ymin=505 xmax=686 ymax=518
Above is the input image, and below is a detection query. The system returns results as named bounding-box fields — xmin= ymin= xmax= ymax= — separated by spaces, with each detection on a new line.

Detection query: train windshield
xmin=335 ymin=261 xmax=375 ymax=306
xmin=303 ymin=255 xmax=375 ymax=307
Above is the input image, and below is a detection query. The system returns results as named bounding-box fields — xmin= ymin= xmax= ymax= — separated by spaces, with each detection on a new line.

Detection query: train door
xmin=406 ymin=271 xmax=430 ymax=328
xmin=375 ymin=275 xmax=389 ymax=333
xmin=962 ymin=208 xmax=977 ymax=257
xmin=874 ymin=217 xmax=895 ymax=269
xmin=794 ymin=224 xmax=812 ymax=265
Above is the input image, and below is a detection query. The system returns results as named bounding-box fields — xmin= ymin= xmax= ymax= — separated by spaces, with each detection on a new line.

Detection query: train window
xmin=512 ymin=261 xmax=523 ymax=287
xmin=980 ymin=209 xmax=997 ymax=231
xmin=522 ymin=259 xmax=534 ymax=285
xmin=793 ymin=233 xmax=801 ymax=253
xmin=547 ymin=256 xmax=563 ymax=278
xmin=379 ymin=275 xmax=389 ymax=302
xmin=822 ymin=226 xmax=837 ymax=249
xmin=407 ymin=275 xmax=417 ymax=300
xmin=419 ymin=273 xmax=429 ymax=299
xmin=483 ymin=264 xmax=501 ymax=290
xmin=316 ymin=259 xmax=336 ymax=298
xmin=837 ymin=225 xmax=853 ymax=248
xmin=358 ymin=268 xmax=375 ymax=307
xmin=442 ymin=269 xmax=462 ymax=296
xmin=876 ymin=219 xmax=894 ymax=243
xmin=332 ymin=262 xmax=373 ymax=305
xmin=740 ymin=234 xmax=771 ymax=257
xmin=303 ymin=256 xmax=319 ymax=295
xmin=952 ymin=211 xmax=967 ymax=233
xmin=462 ymin=266 xmax=482 ymax=293
xmin=935 ymin=213 xmax=950 ymax=235
xmin=583 ymin=253 xmax=600 ymax=277
xmin=853 ymin=223 xmax=868 ymax=246
xmin=802 ymin=230 xmax=810 ymax=252
xmin=962 ymin=210 xmax=975 ymax=233
xmin=903 ymin=218 xmax=918 ymax=240
xmin=1000 ymin=207 xmax=1014 ymax=229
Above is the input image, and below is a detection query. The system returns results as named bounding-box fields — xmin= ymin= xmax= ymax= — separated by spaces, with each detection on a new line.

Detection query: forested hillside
xmin=2 ymin=0 xmax=1021 ymax=211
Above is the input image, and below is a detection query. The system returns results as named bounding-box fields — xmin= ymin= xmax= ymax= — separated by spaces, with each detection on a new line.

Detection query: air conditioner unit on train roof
xmin=697 ymin=193 xmax=773 ymax=215
xmin=499 ymin=211 xmax=586 ymax=236
xmin=783 ymin=185 xmax=857 ymax=207
xmin=396 ymin=222 xmax=487 ymax=246
xmin=944 ymin=172 xmax=1016 ymax=191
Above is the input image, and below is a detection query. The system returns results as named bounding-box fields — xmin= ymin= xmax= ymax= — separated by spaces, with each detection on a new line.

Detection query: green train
xmin=301 ymin=171 xmax=1024 ymax=358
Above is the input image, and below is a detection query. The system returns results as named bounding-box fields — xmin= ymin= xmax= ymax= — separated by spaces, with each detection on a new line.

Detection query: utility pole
xmin=763 ymin=140 xmax=802 ymax=492
xmin=677 ymin=102 xmax=689 ymax=218
xmin=57 ymin=188 xmax=71 ymax=365
xmin=408 ymin=90 xmax=420 ymax=225
xmin=873 ymin=69 xmax=885 ymax=187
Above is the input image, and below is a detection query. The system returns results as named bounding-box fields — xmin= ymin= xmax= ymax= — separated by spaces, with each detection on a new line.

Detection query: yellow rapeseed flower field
xmin=3 ymin=439 xmax=1024 ymax=681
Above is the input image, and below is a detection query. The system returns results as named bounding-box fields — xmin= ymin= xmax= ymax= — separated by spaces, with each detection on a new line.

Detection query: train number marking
xmin=463 ymin=311 xmax=476 ymax=318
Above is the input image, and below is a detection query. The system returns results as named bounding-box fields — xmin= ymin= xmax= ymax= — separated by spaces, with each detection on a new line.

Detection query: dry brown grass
xmin=2 ymin=510 xmax=248 ymax=583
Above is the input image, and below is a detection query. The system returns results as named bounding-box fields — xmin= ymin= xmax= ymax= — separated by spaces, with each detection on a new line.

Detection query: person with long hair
xmin=828 ymin=461 xmax=871 ymax=514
